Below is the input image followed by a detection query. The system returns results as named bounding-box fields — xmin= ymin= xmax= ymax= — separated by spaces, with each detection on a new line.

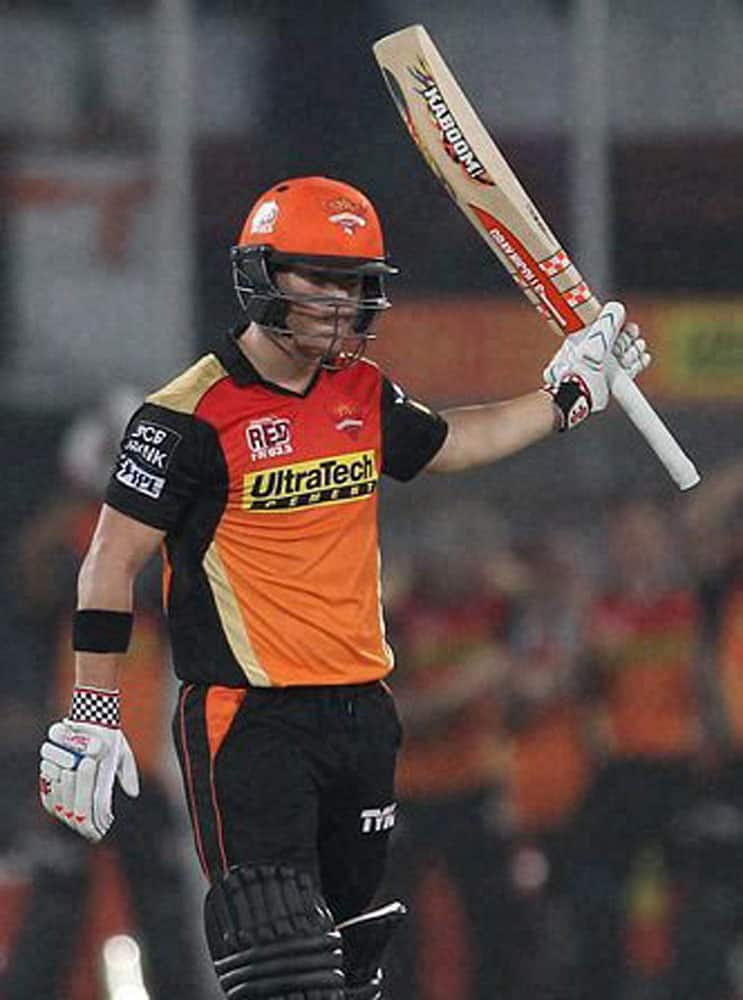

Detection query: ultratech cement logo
xmin=408 ymin=58 xmax=494 ymax=186
xmin=243 ymin=450 xmax=377 ymax=512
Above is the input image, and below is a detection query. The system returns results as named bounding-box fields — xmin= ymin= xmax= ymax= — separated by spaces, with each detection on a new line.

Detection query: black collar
xmin=217 ymin=326 xmax=262 ymax=386
xmin=217 ymin=326 xmax=323 ymax=397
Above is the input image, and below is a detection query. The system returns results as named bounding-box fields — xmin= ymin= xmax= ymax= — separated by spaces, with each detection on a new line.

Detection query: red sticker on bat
xmin=469 ymin=205 xmax=585 ymax=333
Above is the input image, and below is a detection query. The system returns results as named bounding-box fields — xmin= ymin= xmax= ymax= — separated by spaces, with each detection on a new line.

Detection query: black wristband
xmin=72 ymin=609 xmax=134 ymax=653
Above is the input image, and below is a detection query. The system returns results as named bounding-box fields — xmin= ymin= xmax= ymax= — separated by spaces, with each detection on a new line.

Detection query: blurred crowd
xmin=381 ymin=465 xmax=743 ymax=1000
xmin=0 ymin=395 xmax=210 ymax=999
xmin=2 ymin=395 xmax=743 ymax=1000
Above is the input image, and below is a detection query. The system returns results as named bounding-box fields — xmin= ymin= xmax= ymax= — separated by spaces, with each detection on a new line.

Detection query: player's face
xmin=275 ymin=267 xmax=363 ymax=363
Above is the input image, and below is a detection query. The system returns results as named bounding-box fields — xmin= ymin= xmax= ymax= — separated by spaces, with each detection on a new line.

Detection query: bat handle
xmin=609 ymin=371 xmax=700 ymax=490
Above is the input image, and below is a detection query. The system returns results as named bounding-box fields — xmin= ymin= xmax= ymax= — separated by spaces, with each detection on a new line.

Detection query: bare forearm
xmin=428 ymin=389 xmax=557 ymax=473
xmin=77 ymin=536 xmax=136 ymax=611
xmin=74 ymin=652 xmax=121 ymax=691
xmin=74 ymin=535 xmax=137 ymax=690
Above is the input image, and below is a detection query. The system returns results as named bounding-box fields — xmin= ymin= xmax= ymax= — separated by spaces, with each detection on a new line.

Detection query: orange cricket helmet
xmin=231 ymin=176 xmax=398 ymax=368
xmin=238 ymin=175 xmax=391 ymax=262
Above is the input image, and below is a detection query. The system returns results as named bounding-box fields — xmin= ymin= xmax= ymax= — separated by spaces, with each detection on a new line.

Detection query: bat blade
xmin=373 ymin=24 xmax=700 ymax=490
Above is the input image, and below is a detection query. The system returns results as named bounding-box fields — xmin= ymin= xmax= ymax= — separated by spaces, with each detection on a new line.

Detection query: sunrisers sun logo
xmin=243 ymin=450 xmax=377 ymax=512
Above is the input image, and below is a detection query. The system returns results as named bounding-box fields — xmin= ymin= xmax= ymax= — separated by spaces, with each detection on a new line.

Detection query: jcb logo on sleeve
xmin=360 ymin=803 xmax=397 ymax=834
xmin=243 ymin=450 xmax=377 ymax=512
xmin=122 ymin=420 xmax=181 ymax=472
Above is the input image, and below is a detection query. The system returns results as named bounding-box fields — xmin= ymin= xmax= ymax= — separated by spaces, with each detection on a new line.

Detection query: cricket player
xmin=38 ymin=175 xmax=649 ymax=1000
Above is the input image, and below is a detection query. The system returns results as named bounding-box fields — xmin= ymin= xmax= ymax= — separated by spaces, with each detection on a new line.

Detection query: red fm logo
xmin=246 ymin=417 xmax=293 ymax=461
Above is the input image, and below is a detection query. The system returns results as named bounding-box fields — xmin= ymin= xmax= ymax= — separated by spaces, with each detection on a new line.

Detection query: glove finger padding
xmin=612 ymin=322 xmax=652 ymax=381
xmin=41 ymin=721 xmax=106 ymax=839
xmin=39 ymin=717 xmax=139 ymax=843
xmin=41 ymin=737 xmax=81 ymax=771
xmin=74 ymin=756 xmax=104 ymax=842
xmin=91 ymin=760 xmax=116 ymax=838
xmin=48 ymin=721 xmax=104 ymax=760
xmin=116 ymin=735 xmax=140 ymax=798
xmin=60 ymin=767 xmax=77 ymax=820
xmin=40 ymin=732 xmax=81 ymax=825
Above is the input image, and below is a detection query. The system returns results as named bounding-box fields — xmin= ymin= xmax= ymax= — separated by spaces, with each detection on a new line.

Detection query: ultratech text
xmin=243 ymin=450 xmax=377 ymax=511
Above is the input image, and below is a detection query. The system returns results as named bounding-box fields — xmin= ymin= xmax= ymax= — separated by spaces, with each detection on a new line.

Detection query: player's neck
xmin=236 ymin=324 xmax=319 ymax=394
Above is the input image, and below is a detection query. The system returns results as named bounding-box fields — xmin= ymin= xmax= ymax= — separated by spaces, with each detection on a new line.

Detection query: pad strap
xmin=338 ymin=901 xmax=407 ymax=1000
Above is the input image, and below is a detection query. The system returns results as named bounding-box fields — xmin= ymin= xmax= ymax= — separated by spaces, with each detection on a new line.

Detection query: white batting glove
xmin=543 ymin=302 xmax=651 ymax=430
xmin=39 ymin=690 xmax=139 ymax=843
xmin=610 ymin=321 xmax=651 ymax=382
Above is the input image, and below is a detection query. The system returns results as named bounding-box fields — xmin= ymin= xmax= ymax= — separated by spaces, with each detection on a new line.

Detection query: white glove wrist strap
xmin=69 ymin=686 xmax=121 ymax=729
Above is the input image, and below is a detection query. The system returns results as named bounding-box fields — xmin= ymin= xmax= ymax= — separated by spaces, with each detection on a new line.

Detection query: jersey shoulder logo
xmin=115 ymin=418 xmax=182 ymax=499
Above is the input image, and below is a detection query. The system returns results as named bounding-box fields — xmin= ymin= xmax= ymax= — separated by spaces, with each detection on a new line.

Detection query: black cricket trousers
xmin=173 ymin=679 xmax=402 ymax=922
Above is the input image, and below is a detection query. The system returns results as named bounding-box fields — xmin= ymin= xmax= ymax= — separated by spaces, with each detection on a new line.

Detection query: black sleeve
xmin=381 ymin=377 xmax=449 ymax=482
xmin=104 ymin=403 xmax=212 ymax=532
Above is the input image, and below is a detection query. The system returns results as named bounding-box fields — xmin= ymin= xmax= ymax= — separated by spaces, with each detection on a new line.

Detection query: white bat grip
xmin=609 ymin=372 xmax=700 ymax=490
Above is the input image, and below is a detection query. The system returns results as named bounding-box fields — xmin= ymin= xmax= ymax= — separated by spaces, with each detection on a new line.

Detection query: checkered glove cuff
xmin=69 ymin=686 xmax=121 ymax=729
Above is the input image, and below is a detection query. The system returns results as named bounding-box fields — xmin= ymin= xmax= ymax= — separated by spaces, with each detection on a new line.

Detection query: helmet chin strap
xmin=258 ymin=305 xmax=370 ymax=371
xmin=259 ymin=324 xmax=326 ymax=367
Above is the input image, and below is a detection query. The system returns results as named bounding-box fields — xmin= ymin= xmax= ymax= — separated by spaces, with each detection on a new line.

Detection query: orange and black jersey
xmin=105 ymin=330 xmax=448 ymax=689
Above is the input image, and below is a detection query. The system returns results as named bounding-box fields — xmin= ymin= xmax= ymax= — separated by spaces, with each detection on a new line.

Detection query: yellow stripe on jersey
xmin=146 ymin=354 xmax=227 ymax=414
xmin=203 ymin=540 xmax=272 ymax=686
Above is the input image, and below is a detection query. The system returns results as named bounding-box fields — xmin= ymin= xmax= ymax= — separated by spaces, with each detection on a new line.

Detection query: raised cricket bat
xmin=373 ymin=24 xmax=700 ymax=491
